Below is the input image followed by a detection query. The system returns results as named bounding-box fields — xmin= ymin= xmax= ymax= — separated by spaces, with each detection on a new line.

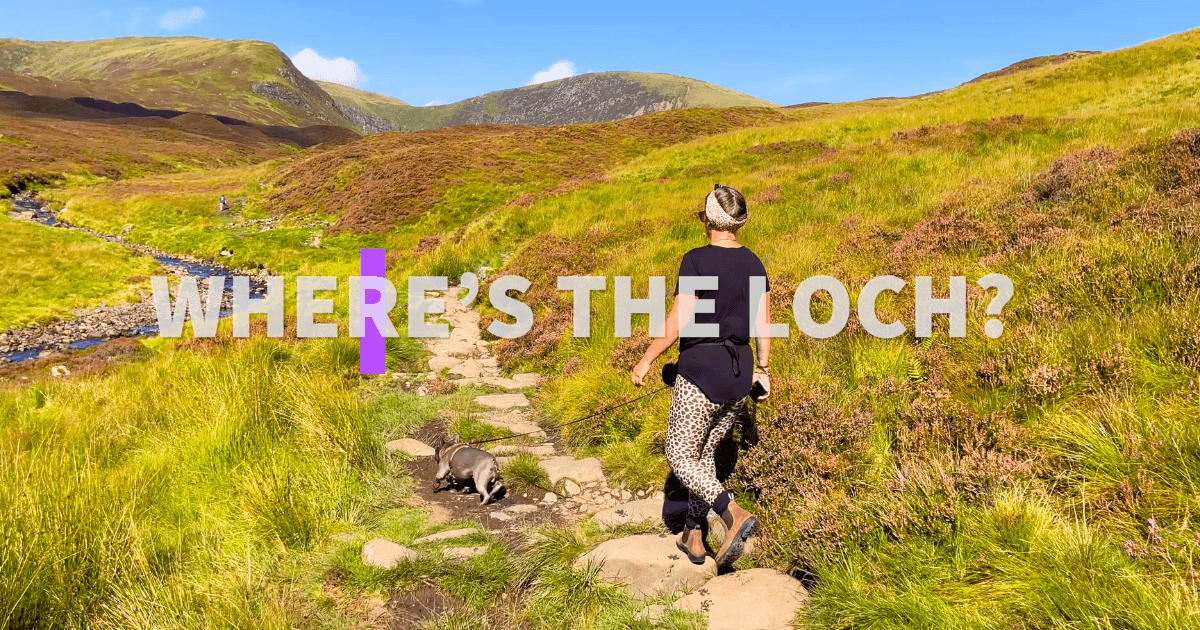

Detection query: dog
xmin=433 ymin=435 xmax=504 ymax=504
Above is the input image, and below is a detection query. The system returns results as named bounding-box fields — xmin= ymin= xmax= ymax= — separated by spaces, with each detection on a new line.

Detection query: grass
xmin=0 ymin=215 xmax=159 ymax=330
xmin=8 ymin=24 xmax=1200 ymax=630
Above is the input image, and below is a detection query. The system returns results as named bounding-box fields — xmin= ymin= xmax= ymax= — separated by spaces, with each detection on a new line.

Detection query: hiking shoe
xmin=714 ymin=499 xmax=759 ymax=569
xmin=676 ymin=527 xmax=707 ymax=565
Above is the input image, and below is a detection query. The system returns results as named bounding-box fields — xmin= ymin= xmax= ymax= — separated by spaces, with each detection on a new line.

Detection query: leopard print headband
xmin=704 ymin=189 xmax=748 ymax=231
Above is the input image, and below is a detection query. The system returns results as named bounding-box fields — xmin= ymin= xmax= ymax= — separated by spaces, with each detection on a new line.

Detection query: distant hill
xmin=320 ymin=72 xmax=779 ymax=132
xmin=316 ymin=81 xmax=411 ymax=133
xmin=0 ymin=37 xmax=388 ymax=132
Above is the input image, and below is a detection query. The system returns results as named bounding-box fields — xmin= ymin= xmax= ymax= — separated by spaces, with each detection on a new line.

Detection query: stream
xmin=2 ymin=193 xmax=267 ymax=364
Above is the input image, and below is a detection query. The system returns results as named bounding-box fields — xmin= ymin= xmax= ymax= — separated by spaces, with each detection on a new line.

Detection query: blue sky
xmin=5 ymin=1 xmax=1199 ymax=106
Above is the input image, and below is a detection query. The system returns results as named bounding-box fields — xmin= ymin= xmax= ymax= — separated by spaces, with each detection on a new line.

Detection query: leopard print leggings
xmin=664 ymin=376 xmax=748 ymax=521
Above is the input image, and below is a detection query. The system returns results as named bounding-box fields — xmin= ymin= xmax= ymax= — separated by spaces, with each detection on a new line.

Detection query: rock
xmin=385 ymin=438 xmax=435 ymax=457
xmin=575 ymin=534 xmax=716 ymax=600
xmin=475 ymin=393 xmax=530 ymax=410
xmin=492 ymin=444 xmax=557 ymax=457
xmin=443 ymin=546 xmax=488 ymax=560
xmin=506 ymin=504 xmax=539 ymax=515
xmin=429 ymin=356 xmax=462 ymax=372
xmin=652 ymin=491 xmax=665 ymax=500
xmin=478 ymin=410 xmax=547 ymax=437
xmin=592 ymin=498 xmax=664 ymax=529
xmin=540 ymin=456 xmax=605 ymax=485
xmin=49 ymin=365 xmax=70 ymax=378
xmin=512 ymin=372 xmax=541 ymax=387
xmin=489 ymin=511 xmax=513 ymax=522
xmin=635 ymin=605 xmax=667 ymax=623
xmin=412 ymin=528 xmax=479 ymax=545
xmin=563 ymin=480 xmax=582 ymax=496
xmin=637 ymin=490 xmax=647 ymax=498
xmin=673 ymin=568 xmax=808 ymax=630
xmin=542 ymin=492 xmax=559 ymax=504
xmin=361 ymin=538 xmax=416 ymax=569
xmin=450 ymin=359 xmax=481 ymax=379
xmin=619 ymin=489 xmax=632 ymax=501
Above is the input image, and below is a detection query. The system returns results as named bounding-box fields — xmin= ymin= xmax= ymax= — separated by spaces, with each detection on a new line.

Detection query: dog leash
xmin=466 ymin=384 xmax=670 ymax=446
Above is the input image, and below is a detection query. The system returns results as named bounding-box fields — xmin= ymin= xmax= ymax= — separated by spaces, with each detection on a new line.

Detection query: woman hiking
xmin=631 ymin=183 xmax=772 ymax=569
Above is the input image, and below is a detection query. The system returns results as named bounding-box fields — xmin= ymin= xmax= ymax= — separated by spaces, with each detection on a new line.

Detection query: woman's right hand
xmin=631 ymin=358 xmax=652 ymax=387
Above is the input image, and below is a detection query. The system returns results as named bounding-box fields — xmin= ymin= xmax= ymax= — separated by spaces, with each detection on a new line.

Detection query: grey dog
xmin=433 ymin=437 xmax=504 ymax=504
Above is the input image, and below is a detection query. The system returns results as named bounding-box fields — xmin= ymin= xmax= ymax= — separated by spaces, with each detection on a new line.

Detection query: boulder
xmin=592 ymin=498 xmax=663 ymax=529
xmin=673 ymin=568 xmax=808 ymax=630
xmin=385 ymin=438 xmax=435 ymax=457
xmin=574 ymin=534 xmax=716 ymax=600
xmin=361 ymin=538 xmax=416 ymax=569
xmin=540 ymin=456 xmax=605 ymax=485
xmin=475 ymin=393 xmax=530 ymax=410
xmin=429 ymin=356 xmax=462 ymax=371
xmin=412 ymin=528 xmax=479 ymax=545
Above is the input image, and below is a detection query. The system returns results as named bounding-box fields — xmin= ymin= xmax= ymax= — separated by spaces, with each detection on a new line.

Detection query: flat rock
xmin=540 ymin=456 xmax=605 ymax=485
xmin=450 ymin=359 xmax=482 ymax=379
xmin=592 ymin=498 xmax=664 ymax=529
xmin=506 ymin=504 xmax=539 ymax=515
xmin=412 ymin=527 xmax=479 ymax=545
xmin=492 ymin=443 xmax=557 ymax=457
xmin=361 ymin=538 xmax=416 ymax=569
xmin=673 ymin=568 xmax=808 ymax=630
xmin=385 ymin=438 xmax=435 ymax=457
xmin=575 ymin=534 xmax=716 ymax=600
xmin=489 ymin=511 xmax=512 ymax=522
xmin=443 ymin=546 xmax=488 ymax=560
xmin=479 ymin=410 xmax=546 ymax=437
xmin=475 ymin=393 xmax=530 ymax=410
xmin=429 ymin=356 xmax=462 ymax=372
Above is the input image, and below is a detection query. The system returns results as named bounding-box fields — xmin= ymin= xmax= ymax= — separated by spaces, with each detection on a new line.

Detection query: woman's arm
xmin=753 ymin=290 xmax=772 ymax=399
xmin=631 ymin=293 xmax=695 ymax=386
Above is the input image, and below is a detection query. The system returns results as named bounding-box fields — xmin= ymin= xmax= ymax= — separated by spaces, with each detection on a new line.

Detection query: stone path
xmin=373 ymin=284 xmax=808 ymax=627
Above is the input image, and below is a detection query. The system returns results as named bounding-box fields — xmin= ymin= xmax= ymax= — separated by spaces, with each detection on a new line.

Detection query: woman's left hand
xmin=631 ymin=359 xmax=652 ymax=387
xmin=752 ymin=371 xmax=770 ymax=401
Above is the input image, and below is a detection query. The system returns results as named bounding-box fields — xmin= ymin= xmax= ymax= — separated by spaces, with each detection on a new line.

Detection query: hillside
xmin=327 ymin=71 xmax=780 ymax=132
xmin=7 ymin=25 xmax=1200 ymax=630
xmin=0 ymin=37 xmax=375 ymax=130
xmin=316 ymin=80 xmax=411 ymax=133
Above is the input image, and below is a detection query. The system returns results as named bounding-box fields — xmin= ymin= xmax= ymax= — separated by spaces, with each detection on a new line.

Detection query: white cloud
xmin=159 ymin=7 xmax=205 ymax=31
xmin=291 ymin=48 xmax=366 ymax=88
xmin=424 ymin=100 xmax=446 ymax=107
xmin=527 ymin=60 xmax=576 ymax=86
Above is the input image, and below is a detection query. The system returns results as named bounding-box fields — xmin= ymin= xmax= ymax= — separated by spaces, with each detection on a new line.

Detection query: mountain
xmin=315 ymin=81 xmax=411 ymax=133
xmin=0 ymin=37 xmax=377 ymax=131
xmin=319 ymin=71 xmax=779 ymax=131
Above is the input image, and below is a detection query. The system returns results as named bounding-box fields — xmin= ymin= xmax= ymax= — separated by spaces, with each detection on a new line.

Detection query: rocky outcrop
xmin=447 ymin=74 xmax=685 ymax=127
xmin=332 ymin=101 xmax=395 ymax=134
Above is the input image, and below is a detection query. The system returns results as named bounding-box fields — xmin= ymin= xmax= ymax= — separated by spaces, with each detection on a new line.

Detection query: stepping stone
xmin=540 ymin=456 xmax=605 ymax=485
xmin=443 ymin=546 xmax=488 ymax=560
xmin=412 ymin=527 xmax=479 ymax=545
xmin=429 ymin=356 xmax=461 ymax=371
xmin=475 ymin=393 xmax=530 ymax=410
xmin=489 ymin=511 xmax=513 ymax=522
xmin=385 ymin=438 xmax=435 ymax=457
xmin=492 ymin=444 xmax=556 ymax=457
xmin=542 ymin=492 xmax=558 ymax=504
xmin=506 ymin=504 xmax=539 ymax=515
xmin=451 ymin=359 xmax=482 ymax=379
xmin=575 ymin=534 xmax=716 ymax=600
xmin=479 ymin=410 xmax=546 ymax=438
xmin=361 ymin=538 xmax=416 ymax=569
xmin=592 ymin=498 xmax=664 ymax=529
xmin=673 ymin=568 xmax=808 ymax=630
xmin=483 ymin=372 xmax=542 ymax=390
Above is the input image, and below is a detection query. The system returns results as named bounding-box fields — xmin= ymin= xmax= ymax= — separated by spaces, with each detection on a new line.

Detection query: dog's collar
xmin=442 ymin=442 xmax=470 ymax=461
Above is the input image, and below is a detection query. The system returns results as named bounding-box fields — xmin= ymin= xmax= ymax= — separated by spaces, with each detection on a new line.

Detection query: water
xmin=2 ymin=196 xmax=266 ymax=364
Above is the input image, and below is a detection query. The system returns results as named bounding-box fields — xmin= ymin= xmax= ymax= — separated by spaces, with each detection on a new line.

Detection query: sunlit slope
xmin=0 ymin=37 xmax=353 ymax=128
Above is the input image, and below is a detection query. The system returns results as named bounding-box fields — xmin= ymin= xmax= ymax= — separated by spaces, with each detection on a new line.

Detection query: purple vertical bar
xmin=360 ymin=248 xmax=386 ymax=374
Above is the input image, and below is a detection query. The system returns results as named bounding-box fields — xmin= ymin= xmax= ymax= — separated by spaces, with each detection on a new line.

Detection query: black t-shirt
xmin=674 ymin=245 xmax=770 ymax=403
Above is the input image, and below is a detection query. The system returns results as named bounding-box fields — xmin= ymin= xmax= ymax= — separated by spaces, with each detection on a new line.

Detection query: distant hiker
xmin=632 ymin=183 xmax=771 ymax=569
xmin=218 ymin=195 xmax=228 ymax=213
